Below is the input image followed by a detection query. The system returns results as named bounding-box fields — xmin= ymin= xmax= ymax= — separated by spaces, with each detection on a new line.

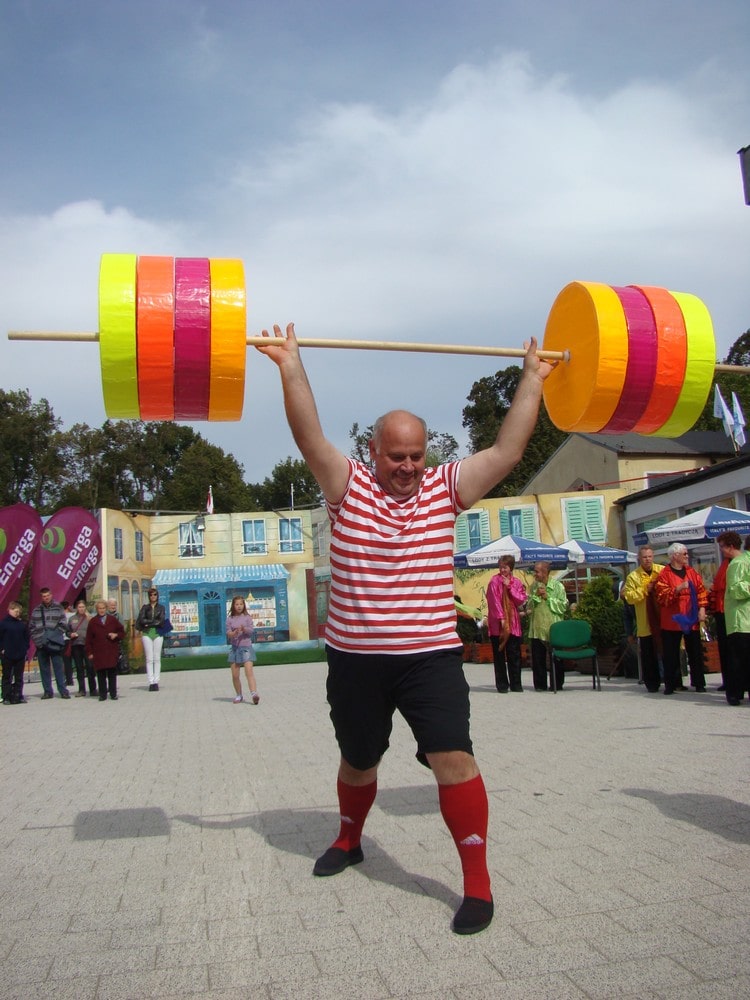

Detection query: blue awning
xmin=153 ymin=564 xmax=290 ymax=587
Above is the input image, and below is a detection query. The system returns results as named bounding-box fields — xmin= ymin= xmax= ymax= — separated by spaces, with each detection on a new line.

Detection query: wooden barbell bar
xmin=7 ymin=254 xmax=750 ymax=437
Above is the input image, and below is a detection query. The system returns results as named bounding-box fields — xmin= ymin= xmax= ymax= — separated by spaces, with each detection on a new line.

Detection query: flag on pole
xmin=206 ymin=485 xmax=214 ymax=514
xmin=713 ymin=385 xmax=735 ymax=441
xmin=732 ymin=392 xmax=747 ymax=448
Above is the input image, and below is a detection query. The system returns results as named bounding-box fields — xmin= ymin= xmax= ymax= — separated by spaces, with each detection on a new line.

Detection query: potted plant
xmin=572 ymin=575 xmax=625 ymax=670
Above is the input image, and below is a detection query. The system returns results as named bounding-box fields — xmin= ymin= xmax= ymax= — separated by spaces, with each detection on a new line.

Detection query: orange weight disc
xmin=542 ymin=281 xmax=629 ymax=433
xmin=629 ymin=286 xmax=686 ymax=434
xmin=208 ymin=259 xmax=246 ymax=420
xmin=646 ymin=290 xmax=715 ymax=437
xmin=136 ymin=256 xmax=175 ymax=420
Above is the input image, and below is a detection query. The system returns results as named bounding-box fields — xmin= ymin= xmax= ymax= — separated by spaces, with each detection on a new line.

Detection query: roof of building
xmin=614 ymin=452 xmax=750 ymax=506
xmin=153 ymin=564 xmax=291 ymax=586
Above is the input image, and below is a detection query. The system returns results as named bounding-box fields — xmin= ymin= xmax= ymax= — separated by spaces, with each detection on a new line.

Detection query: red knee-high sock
xmin=331 ymin=777 xmax=377 ymax=851
xmin=438 ymin=773 xmax=491 ymax=902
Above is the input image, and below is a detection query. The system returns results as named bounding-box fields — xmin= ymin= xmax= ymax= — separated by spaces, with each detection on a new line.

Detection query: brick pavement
xmin=0 ymin=663 xmax=748 ymax=999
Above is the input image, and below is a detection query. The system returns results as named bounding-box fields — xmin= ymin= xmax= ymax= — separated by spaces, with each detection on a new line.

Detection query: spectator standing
xmin=85 ymin=600 xmax=125 ymax=701
xmin=29 ymin=588 xmax=70 ymax=700
xmin=0 ymin=601 xmax=30 ymax=704
xmin=67 ymin=599 xmax=96 ymax=697
xmin=717 ymin=531 xmax=750 ymax=706
xmin=485 ymin=556 xmax=527 ymax=692
xmin=623 ymin=546 xmax=665 ymax=692
xmin=654 ymin=543 xmax=708 ymax=695
xmin=708 ymin=553 xmax=731 ymax=692
xmin=527 ymin=562 xmax=567 ymax=691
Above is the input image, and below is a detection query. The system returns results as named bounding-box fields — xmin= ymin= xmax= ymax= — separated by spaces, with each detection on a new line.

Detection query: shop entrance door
xmin=203 ymin=594 xmax=224 ymax=646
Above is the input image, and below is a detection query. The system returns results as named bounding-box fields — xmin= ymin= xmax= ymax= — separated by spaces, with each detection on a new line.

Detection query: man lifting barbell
xmin=256 ymin=321 xmax=554 ymax=936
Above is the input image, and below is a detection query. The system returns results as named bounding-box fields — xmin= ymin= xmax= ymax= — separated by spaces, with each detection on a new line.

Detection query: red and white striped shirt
xmin=325 ymin=459 xmax=465 ymax=654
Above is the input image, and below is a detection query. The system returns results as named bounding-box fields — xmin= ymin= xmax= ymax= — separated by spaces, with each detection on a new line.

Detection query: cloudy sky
xmin=2 ymin=0 xmax=749 ymax=485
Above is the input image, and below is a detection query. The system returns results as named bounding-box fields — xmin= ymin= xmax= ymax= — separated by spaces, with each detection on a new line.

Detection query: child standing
xmin=0 ymin=602 xmax=30 ymax=704
xmin=226 ymin=597 xmax=260 ymax=704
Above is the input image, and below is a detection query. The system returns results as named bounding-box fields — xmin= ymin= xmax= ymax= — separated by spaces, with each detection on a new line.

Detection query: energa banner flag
xmin=29 ymin=508 xmax=102 ymax=607
xmin=0 ymin=503 xmax=43 ymax=617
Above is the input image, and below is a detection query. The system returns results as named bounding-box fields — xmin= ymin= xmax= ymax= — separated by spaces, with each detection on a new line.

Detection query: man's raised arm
xmin=255 ymin=323 xmax=351 ymax=503
xmin=458 ymin=338 xmax=554 ymax=508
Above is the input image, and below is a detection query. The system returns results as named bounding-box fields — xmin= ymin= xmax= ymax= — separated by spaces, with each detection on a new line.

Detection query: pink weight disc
xmin=174 ymin=257 xmax=211 ymax=419
xmin=600 ymin=286 xmax=658 ymax=433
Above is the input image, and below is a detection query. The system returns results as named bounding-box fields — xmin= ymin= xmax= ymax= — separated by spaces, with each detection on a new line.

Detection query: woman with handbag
xmin=486 ymin=556 xmax=528 ymax=692
xmin=136 ymin=588 xmax=167 ymax=692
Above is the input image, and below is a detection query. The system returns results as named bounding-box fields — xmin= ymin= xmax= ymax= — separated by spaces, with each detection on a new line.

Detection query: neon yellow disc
xmin=542 ymin=281 xmax=629 ymax=433
xmin=99 ymin=253 xmax=139 ymax=418
xmin=208 ymin=258 xmax=246 ymax=420
xmin=649 ymin=291 xmax=715 ymax=437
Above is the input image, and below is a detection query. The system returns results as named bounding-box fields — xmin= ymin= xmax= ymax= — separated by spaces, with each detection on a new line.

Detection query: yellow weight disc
xmin=542 ymin=281 xmax=629 ymax=433
xmin=99 ymin=253 xmax=139 ymax=418
xmin=208 ymin=258 xmax=246 ymax=420
xmin=648 ymin=290 xmax=715 ymax=437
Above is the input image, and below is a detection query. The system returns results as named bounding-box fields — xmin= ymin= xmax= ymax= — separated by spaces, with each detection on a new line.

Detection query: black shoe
xmin=664 ymin=689 xmax=675 ymax=696
xmin=717 ymin=684 xmax=726 ymax=692
xmin=110 ymin=694 xmax=118 ymax=700
xmin=727 ymin=697 xmax=741 ymax=706
xmin=510 ymin=686 xmax=523 ymax=693
xmin=42 ymin=691 xmax=54 ymax=700
xmin=60 ymin=691 xmax=71 ymax=699
xmin=496 ymin=687 xmax=509 ymax=693
xmin=99 ymin=696 xmax=107 ymax=702
xmin=154 ymin=683 xmax=159 ymax=691
xmin=694 ymin=687 xmax=706 ymax=693
xmin=452 ymin=896 xmax=494 ymax=935
xmin=313 ymin=845 xmax=364 ymax=877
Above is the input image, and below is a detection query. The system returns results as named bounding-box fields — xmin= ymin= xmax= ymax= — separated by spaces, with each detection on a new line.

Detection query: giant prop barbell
xmin=7 ymin=253 xmax=750 ymax=436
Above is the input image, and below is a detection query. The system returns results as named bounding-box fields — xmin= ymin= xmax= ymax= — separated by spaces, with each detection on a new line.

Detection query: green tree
xmin=0 ymin=389 xmax=65 ymax=511
xmin=160 ymin=439 xmax=254 ymax=513
xmin=462 ymin=366 xmax=566 ymax=497
xmin=691 ymin=330 xmax=750 ymax=439
xmin=248 ymin=457 xmax=322 ymax=510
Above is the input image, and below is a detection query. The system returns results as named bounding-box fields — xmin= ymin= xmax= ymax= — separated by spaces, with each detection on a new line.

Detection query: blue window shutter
xmin=455 ymin=514 xmax=470 ymax=551
xmin=521 ymin=507 xmax=537 ymax=539
xmin=480 ymin=509 xmax=490 ymax=544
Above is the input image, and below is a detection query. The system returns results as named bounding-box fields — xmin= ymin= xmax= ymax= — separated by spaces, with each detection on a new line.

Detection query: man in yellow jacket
xmin=623 ymin=546 xmax=665 ymax=693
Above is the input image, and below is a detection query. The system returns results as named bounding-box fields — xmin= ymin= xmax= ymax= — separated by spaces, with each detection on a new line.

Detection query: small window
xmin=279 ymin=517 xmax=303 ymax=553
xmin=455 ymin=509 xmax=490 ymax=551
xmin=113 ymin=527 xmax=123 ymax=560
xmin=179 ymin=522 xmax=205 ymax=558
xmin=242 ymin=519 xmax=267 ymax=555
xmin=561 ymin=496 xmax=606 ymax=543
xmin=134 ymin=530 xmax=144 ymax=562
xmin=499 ymin=505 xmax=539 ymax=539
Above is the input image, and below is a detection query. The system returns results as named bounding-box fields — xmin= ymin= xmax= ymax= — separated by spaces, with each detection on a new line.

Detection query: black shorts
xmin=325 ymin=644 xmax=473 ymax=770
